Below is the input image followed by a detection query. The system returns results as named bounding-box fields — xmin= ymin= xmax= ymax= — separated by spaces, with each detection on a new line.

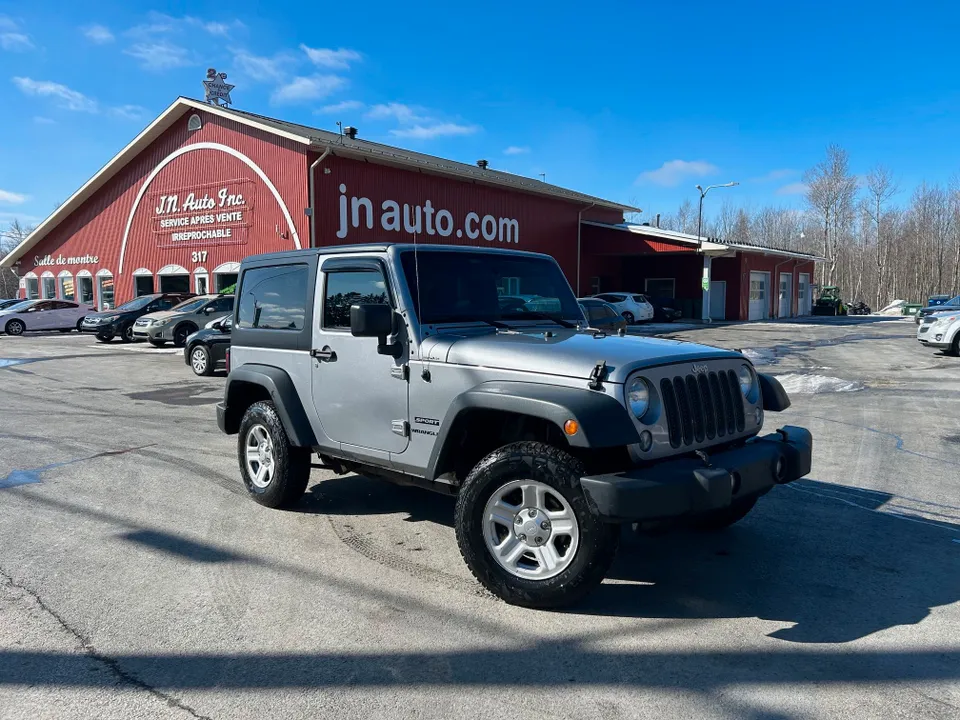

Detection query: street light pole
xmin=694 ymin=181 xmax=739 ymax=322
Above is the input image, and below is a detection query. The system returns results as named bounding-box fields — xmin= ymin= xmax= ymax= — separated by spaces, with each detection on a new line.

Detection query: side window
xmin=322 ymin=269 xmax=389 ymax=330
xmin=53 ymin=301 xmax=77 ymax=309
xmin=33 ymin=301 xmax=54 ymax=311
xmin=633 ymin=295 xmax=647 ymax=303
xmin=237 ymin=264 xmax=308 ymax=330
xmin=213 ymin=296 xmax=234 ymax=312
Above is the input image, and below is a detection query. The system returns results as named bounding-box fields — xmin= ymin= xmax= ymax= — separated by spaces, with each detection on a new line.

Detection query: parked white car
xmin=917 ymin=310 xmax=960 ymax=355
xmin=0 ymin=299 xmax=92 ymax=335
xmin=589 ymin=292 xmax=654 ymax=324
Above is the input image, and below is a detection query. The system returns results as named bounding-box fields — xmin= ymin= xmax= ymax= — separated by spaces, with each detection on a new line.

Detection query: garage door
xmin=778 ymin=273 xmax=792 ymax=318
xmin=749 ymin=272 xmax=770 ymax=321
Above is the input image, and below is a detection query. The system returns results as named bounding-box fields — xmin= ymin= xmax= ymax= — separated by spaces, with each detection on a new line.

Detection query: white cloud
xmin=1 ymin=32 xmax=33 ymax=51
xmin=271 ymin=75 xmax=345 ymax=104
xmin=300 ymin=44 xmax=361 ymax=69
xmin=390 ymin=123 xmax=480 ymax=140
xmin=0 ymin=189 xmax=29 ymax=205
xmin=83 ymin=24 xmax=114 ymax=44
xmin=777 ymin=182 xmax=809 ymax=196
xmin=185 ymin=17 xmax=242 ymax=35
xmin=232 ymin=50 xmax=293 ymax=82
xmin=33 ymin=116 xmax=55 ymax=125
xmin=109 ymin=104 xmax=148 ymax=120
xmin=504 ymin=146 xmax=530 ymax=155
xmin=12 ymin=77 xmax=98 ymax=112
xmin=318 ymin=100 xmax=364 ymax=114
xmin=752 ymin=168 xmax=797 ymax=183
xmin=365 ymin=102 xmax=428 ymax=124
xmin=636 ymin=159 xmax=719 ymax=187
xmin=124 ymin=41 xmax=192 ymax=71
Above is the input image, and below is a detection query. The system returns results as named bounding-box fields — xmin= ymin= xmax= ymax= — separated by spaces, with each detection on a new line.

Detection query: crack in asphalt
xmin=0 ymin=444 xmax=158 ymax=488
xmin=0 ymin=567 xmax=213 ymax=720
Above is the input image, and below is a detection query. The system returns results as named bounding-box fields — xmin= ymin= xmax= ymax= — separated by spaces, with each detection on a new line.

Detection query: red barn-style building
xmin=1 ymin=97 xmax=820 ymax=321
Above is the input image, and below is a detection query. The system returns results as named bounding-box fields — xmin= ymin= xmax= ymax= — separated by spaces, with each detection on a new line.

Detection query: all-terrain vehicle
xmin=812 ymin=286 xmax=848 ymax=316
xmin=217 ymin=244 xmax=813 ymax=608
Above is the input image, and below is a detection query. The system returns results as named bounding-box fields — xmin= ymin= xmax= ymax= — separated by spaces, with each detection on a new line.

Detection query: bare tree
xmin=864 ymin=165 xmax=898 ymax=307
xmin=804 ymin=145 xmax=859 ymax=284
xmin=0 ymin=219 xmax=32 ymax=298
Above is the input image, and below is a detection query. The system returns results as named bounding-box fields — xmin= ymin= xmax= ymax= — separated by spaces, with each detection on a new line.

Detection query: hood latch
xmin=587 ymin=360 xmax=608 ymax=391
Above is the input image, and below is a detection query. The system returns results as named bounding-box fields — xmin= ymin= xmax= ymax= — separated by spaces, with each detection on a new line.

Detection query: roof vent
xmin=343 ymin=126 xmax=358 ymax=139
xmin=477 ymin=159 xmax=489 ymax=169
xmin=187 ymin=114 xmax=202 ymax=132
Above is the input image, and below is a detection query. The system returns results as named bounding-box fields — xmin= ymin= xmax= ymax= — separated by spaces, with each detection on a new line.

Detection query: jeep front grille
xmin=660 ymin=370 xmax=745 ymax=448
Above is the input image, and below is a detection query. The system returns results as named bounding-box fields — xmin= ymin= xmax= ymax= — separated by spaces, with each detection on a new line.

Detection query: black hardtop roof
xmin=240 ymin=243 xmax=554 ymax=266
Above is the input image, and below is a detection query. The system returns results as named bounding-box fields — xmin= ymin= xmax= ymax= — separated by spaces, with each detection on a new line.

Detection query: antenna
xmin=336 ymin=121 xmax=345 ymax=144
xmin=412 ymin=230 xmax=430 ymax=381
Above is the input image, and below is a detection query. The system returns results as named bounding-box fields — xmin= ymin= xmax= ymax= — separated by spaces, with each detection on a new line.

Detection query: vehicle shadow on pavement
xmin=298 ymin=474 xmax=456 ymax=526
xmin=587 ymin=479 xmax=960 ymax=642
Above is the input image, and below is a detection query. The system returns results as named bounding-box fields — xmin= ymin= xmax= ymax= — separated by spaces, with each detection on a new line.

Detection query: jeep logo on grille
xmin=692 ymin=363 xmax=709 ymax=374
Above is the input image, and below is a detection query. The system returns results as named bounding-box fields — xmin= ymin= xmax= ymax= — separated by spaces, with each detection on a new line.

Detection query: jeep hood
xmin=422 ymin=328 xmax=742 ymax=383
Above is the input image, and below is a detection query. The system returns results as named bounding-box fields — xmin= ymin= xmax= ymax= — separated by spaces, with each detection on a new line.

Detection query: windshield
xmin=400 ymin=250 xmax=581 ymax=325
xmin=115 ymin=296 xmax=158 ymax=312
xmin=172 ymin=298 xmax=209 ymax=313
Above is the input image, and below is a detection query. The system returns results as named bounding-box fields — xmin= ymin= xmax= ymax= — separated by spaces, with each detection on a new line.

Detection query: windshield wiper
xmin=426 ymin=316 xmax=511 ymax=329
xmin=501 ymin=312 xmax=577 ymax=328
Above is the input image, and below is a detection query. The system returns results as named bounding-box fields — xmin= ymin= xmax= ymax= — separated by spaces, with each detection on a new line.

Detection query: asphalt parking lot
xmin=1 ymin=317 xmax=958 ymax=720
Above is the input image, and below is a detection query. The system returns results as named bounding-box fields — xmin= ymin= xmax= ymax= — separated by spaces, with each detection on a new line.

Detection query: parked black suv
xmin=915 ymin=294 xmax=960 ymax=325
xmin=80 ymin=292 xmax=195 ymax=342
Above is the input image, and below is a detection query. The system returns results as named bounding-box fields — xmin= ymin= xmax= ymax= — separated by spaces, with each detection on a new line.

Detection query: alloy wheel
xmin=482 ymin=479 xmax=580 ymax=580
xmin=191 ymin=347 xmax=208 ymax=374
xmin=244 ymin=424 xmax=275 ymax=489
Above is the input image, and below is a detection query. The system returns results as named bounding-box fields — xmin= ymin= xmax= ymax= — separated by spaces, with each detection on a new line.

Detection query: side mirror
xmin=350 ymin=304 xmax=401 ymax=358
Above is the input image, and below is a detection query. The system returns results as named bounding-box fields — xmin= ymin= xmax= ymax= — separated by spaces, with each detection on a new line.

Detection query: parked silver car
xmin=133 ymin=294 xmax=234 ymax=347
xmin=0 ymin=299 xmax=93 ymax=335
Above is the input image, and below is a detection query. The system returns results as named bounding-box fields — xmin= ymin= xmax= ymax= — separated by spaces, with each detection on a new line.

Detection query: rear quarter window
xmin=237 ymin=264 xmax=308 ymax=330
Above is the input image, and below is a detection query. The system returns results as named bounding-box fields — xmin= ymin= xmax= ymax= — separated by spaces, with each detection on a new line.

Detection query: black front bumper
xmin=580 ymin=426 xmax=812 ymax=521
xmin=80 ymin=322 xmax=119 ymax=335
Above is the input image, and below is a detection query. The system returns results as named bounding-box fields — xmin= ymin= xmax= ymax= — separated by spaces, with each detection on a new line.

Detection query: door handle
xmin=310 ymin=346 xmax=337 ymax=361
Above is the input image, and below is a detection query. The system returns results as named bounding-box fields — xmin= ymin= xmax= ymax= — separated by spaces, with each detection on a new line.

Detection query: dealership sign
xmin=203 ymin=68 xmax=234 ymax=106
xmin=150 ymin=179 xmax=254 ymax=247
xmin=34 ymin=253 xmax=100 ymax=267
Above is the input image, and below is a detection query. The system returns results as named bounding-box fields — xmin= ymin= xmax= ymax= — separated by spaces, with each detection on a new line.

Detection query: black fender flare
xmin=426 ymin=381 xmax=640 ymax=481
xmin=222 ymin=364 xmax=317 ymax=447
xmin=758 ymin=373 xmax=791 ymax=412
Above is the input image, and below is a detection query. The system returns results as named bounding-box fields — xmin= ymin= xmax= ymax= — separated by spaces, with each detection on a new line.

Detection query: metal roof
xmin=582 ymin=221 xmax=826 ymax=261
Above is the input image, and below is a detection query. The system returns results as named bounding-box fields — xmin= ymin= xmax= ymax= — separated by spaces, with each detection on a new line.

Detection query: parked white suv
xmin=590 ymin=293 xmax=654 ymax=324
xmin=918 ymin=310 xmax=960 ymax=355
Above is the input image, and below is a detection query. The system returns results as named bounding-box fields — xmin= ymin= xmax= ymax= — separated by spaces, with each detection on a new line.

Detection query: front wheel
xmin=173 ymin=324 xmax=195 ymax=348
xmin=455 ymin=441 xmax=619 ymax=608
xmin=119 ymin=324 xmax=134 ymax=343
xmin=4 ymin=319 xmax=25 ymax=336
xmin=96 ymin=333 xmax=113 ymax=343
xmin=237 ymin=401 xmax=311 ymax=508
xmin=621 ymin=311 xmax=635 ymax=324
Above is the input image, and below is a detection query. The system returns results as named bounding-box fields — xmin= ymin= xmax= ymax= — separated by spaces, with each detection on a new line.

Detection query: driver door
xmin=26 ymin=301 xmax=55 ymax=329
xmin=311 ymin=258 xmax=409 ymax=454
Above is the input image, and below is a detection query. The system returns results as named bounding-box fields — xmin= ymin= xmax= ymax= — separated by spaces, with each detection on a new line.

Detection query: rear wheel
xmin=622 ymin=311 xmax=635 ymax=324
xmin=190 ymin=345 xmax=213 ymax=376
xmin=455 ymin=441 xmax=619 ymax=608
xmin=237 ymin=401 xmax=311 ymax=508
xmin=4 ymin=319 xmax=25 ymax=336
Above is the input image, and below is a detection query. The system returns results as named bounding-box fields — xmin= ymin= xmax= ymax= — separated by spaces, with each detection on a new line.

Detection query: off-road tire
xmin=622 ymin=311 xmax=635 ymax=324
xmin=237 ymin=400 xmax=311 ymax=509
xmin=455 ymin=441 xmax=619 ymax=608
xmin=148 ymin=338 xmax=167 ymax=347
xmin=691 ymin=497 xmax=758 ymax=531
xmin=173 ymin=323 xmax=196 ymax=348
xmin=4 ymin=319 xmax=25 ymax=336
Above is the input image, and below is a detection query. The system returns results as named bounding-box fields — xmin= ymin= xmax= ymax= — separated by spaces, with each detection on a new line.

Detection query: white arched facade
xmin=117 ymin=142 xmax=302 ymax=274
xmin=57 ymin=269 xmax=75 ymax=301
xmin=157 ymin=264 xmax=190 ymax=294
xmin=193 ymin=266 xmax=210 ymax=295
xmin=40 ymin=270 xmax=56 ymax=299
xmin=23 ymin=271 xmax=39 ymax=300
xmin=95 ymin=268 xmax=115 ymax=311
xmin=75 ymin=269 xmax=94 ymax=306
xmin=132 ymin=267 xmax=154 ymax=296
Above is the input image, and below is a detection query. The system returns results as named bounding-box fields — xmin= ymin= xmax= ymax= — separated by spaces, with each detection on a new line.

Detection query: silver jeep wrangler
xmin=217 ymin=244 xmax=812 ymax=608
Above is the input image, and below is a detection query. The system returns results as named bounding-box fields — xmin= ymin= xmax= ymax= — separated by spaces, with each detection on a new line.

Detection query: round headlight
xmin=738 ymin=364 xmax=755 ymax=397
xmin=627 ymin=376 xmax=650 ymax=419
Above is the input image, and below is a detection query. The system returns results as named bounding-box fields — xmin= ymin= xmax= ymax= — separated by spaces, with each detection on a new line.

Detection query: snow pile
xmin=774 ymin=373 xmax=864 ymax=394
xmin=877 ymin=299 xmax=907 ymax=316
xmin=742 ymin=347 xmax=780 ymax=366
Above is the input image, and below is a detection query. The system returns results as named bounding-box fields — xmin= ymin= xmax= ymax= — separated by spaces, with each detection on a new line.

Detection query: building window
xmin=59 ymin=273 xmax=75 ymax=300
xmin=41 ymin=275 xmax=56 ymax=298
xmin=133 ymin=269 xmax=154 ymax=296
xmin=194 ymin=268 xmax=209 ymax=295
xmin=98 ymin=273 xmax=115 ymax=310
xmin=77 ymin=275 xmax=94 ymax=305
xmin=213 ymin=262 xmax=241 ymax=293
xmin=25 ymin=277 xmax=39 ymax=299
xmin=237 ymin=264 xmax=308 ymax=330
xmin=323 ymin=269 xmax=389 ymax=329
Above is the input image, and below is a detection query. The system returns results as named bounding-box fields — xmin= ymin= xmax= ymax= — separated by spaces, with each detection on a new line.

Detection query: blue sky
xmin=2 ymin=0 xmax=959 ymax=229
